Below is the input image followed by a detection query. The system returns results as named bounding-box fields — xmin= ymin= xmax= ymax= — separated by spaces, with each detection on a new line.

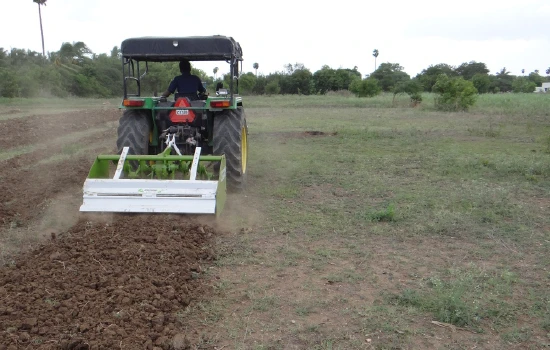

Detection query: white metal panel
xmin=80 ymin=196 xmax=216 ymax=213
xmin=80 ymin=178 xmax=219 ymax=214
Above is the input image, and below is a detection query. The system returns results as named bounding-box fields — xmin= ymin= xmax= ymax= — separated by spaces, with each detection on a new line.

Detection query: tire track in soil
xmin=0 ymin=130 xmax=116 ymax=226
xmin=0 ymin=109 xmax=119 ymax=150
xmin=0 ymin=109 xmax=120 ymax=226
xmin=0 ymin=216 xmax=216 ymax=349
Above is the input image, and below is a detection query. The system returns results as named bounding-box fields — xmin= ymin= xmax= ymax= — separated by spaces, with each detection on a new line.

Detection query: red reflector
xmin=123 ymin=99 xmax=145 ymax=107
xmin=169 ymin=98 xmax=196 ymax=123
xmin=210 ymin=100 xmax=230 ymax=108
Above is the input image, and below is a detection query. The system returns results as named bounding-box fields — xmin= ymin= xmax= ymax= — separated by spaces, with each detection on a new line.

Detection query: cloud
xmin=404 ymin=1 xmax=549 ymax=41
xmin=1 ymin=0 xmax=548 ymax=79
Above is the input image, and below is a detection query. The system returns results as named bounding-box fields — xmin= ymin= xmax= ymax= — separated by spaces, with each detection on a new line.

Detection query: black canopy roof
xmin=120 ymin=36 xmax=243 ymax=62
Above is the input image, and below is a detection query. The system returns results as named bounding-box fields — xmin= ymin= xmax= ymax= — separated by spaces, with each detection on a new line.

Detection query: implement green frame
xmin=84 ymin=152 xmax=227 ymax=216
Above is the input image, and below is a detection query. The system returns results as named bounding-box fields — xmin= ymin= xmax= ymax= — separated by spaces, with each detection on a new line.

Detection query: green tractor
xmin=80 ymin=36 xmax=248 ymax=216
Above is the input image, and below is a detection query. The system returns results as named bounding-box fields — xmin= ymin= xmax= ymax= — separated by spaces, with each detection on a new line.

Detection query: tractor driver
xmin=161 ymin=59 xmax=206 ymax=100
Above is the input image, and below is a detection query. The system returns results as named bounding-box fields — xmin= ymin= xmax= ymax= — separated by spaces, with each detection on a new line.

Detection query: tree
xmin=58 ymin=41 xmax=92 ymax=65
xmin=432 ymin=74 xmax=478 ymax=111
xmin=253 ymin=62 xmax=259 ymax=76
xmin=33 ymin=0 xmax=47 ymax=57
xmin=512 ymin=77 xmax=536 ymax=93
xmin=472 ymin=73 xmax=492 ymax=94
xmin=0 ymin=70 xmax=20 ymax=97
xmin=372 ymin=49 xmax=379 ymax=71
xmin=493 ymin=67 xmax=515 ymax=92
xmin=279 ymin=63 xmax=311 ymax=94
xmin=239 ymin=72 xmax=256 ymax=94
xmin=312 ymin=65 xmax=335 ymax=94
xmin=455 ymin=61 xmax=489 ymax=81
xmin=415 ymin=63 xmax=457 ymax=92
xmin=370 ymin=62 xmax=410 ymax=92
xmin=528 ymin=71 xmax=543 ymax=87
xmin=110 ymin=46 xmax=120 ymax=59
xmin=393 ymin=79 xmax=423 ymax=105
xmin=265 ymin=80 xmax=280 ymax=95
xmin=350 ymin=78 xmax=381 ymax=97
xmin=213 ymin=67 xmax=218 ymax=80
xmin=312 ymin=65 xmax=361 ymax=94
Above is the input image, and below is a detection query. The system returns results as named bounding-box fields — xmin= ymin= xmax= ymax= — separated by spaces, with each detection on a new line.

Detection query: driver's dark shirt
xmin=168 ymin=72 xmax=205 ymax=94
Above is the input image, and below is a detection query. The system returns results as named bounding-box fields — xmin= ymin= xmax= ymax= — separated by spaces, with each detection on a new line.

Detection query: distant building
xmin=535 ymin=82 xmax=550 ymax=93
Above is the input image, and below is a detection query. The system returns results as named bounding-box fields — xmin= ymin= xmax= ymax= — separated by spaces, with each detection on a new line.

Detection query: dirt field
xmin=2 ymin=95 xmax=550 ymax=349
xmin=0 ymin=107 xmax=219 ymax=349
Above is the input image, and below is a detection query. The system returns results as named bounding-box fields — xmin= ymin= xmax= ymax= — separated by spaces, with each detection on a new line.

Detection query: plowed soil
xmin=0 ymin=108 xmax=219 ymax=349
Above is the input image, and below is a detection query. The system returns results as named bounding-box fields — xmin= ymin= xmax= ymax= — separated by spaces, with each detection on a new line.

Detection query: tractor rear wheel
xmin=116 ymin=110 xmax=151 ymax=168
xmin=213 ymin=108 xmax=248 ymax=191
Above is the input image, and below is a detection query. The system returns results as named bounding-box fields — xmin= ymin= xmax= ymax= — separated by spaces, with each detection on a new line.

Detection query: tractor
xmin=80 ymin=36 xmax=248 ymax=216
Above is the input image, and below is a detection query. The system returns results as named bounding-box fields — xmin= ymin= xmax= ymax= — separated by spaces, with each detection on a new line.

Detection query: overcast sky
xmin=2 ymin=0 xmax=548 ymax=78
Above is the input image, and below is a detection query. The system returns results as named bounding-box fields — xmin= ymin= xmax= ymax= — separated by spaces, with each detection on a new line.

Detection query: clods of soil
xmin=0 ymin=215 xmax=216 ymax=349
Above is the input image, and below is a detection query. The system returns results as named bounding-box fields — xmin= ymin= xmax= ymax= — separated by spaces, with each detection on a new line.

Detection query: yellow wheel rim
xmin=241 ymin=125 xmax=247 ymax=174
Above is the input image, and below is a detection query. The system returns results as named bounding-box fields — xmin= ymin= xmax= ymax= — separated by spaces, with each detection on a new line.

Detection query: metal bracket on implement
xmin=113 ymin=147 xmax=129 ymax=180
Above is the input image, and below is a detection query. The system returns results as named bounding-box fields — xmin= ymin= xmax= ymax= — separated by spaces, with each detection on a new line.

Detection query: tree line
xmin=0 ymin=43 xmax=549 ymax=99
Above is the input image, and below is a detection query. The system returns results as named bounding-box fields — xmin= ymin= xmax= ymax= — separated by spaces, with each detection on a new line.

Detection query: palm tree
xmin=372 ymin=49 xmax=379 ymax=71
xmin=497 ymin=67 xmax=510 ymax=76
xmin=253 ymin=62 xmax=259 ymax=76
xmin=33 ymin=0 xmax=47 ymax=57
xmin=213 ymin=67 xmax=218 ymax=80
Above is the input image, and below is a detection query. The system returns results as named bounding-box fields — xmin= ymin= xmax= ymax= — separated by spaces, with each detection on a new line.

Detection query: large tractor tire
xmin=213 ymin=107 xmax=248 ymax=191
xmin=116 ymin=110 xmax=151 ymax=168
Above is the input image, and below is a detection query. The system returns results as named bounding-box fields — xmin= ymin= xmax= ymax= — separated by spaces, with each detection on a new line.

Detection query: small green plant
xmin=365 ymin=203 xmax=395 ymax=222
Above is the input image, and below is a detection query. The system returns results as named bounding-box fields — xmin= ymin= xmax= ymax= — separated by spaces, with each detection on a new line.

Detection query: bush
xmin=264 ymin=80 xmax=280 ymax=95
xmin=393 ymin=79 xmax=423 ymax=106
xmin=350 ymin=78 xmax=381 ymax=97
xmin=432 ymin=74 xmax=478 ymax=111
xmin=512 ymin=77 xmax=536 ymax=93
xmin=0 ymin=69 xmax=20 ymax=97
xmin=472 ymin=73 xmax=492 ymax=94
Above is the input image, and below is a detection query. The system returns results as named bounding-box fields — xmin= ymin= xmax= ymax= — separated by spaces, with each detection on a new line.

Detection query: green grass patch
xmin=386 ymin=266 xmax=518 ymax=328
xmin=362 ymin=203 xmax=396 ymax=222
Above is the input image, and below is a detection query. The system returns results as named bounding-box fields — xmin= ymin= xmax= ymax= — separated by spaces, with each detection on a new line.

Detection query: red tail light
xmin=123 ymin=99 xmax=145 ymax=107
xmin=210 ymin=100 xmax=230 ymax=108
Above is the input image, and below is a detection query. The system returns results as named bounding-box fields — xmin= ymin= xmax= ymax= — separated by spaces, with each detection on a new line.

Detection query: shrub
xmin=264 ymin=80 xmax=280 ymax=95
xmin=432 ymin=74 xmax=478 ymax=111
xmin=512 ymin=77 xmax=536 ymax=93
xmin=0 ymin=69 xmax=20 ymax=97
xmin=393 ymin=79 xmax=423 ymax=106
xmin=350 ymin=78 xmax=381 ymax=97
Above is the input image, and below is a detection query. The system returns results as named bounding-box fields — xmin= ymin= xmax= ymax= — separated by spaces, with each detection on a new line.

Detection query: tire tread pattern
xmin=213 ymin=108 xmax=247 ymax=191
xmin=116 ymin=110 xmax=151 ymax=168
